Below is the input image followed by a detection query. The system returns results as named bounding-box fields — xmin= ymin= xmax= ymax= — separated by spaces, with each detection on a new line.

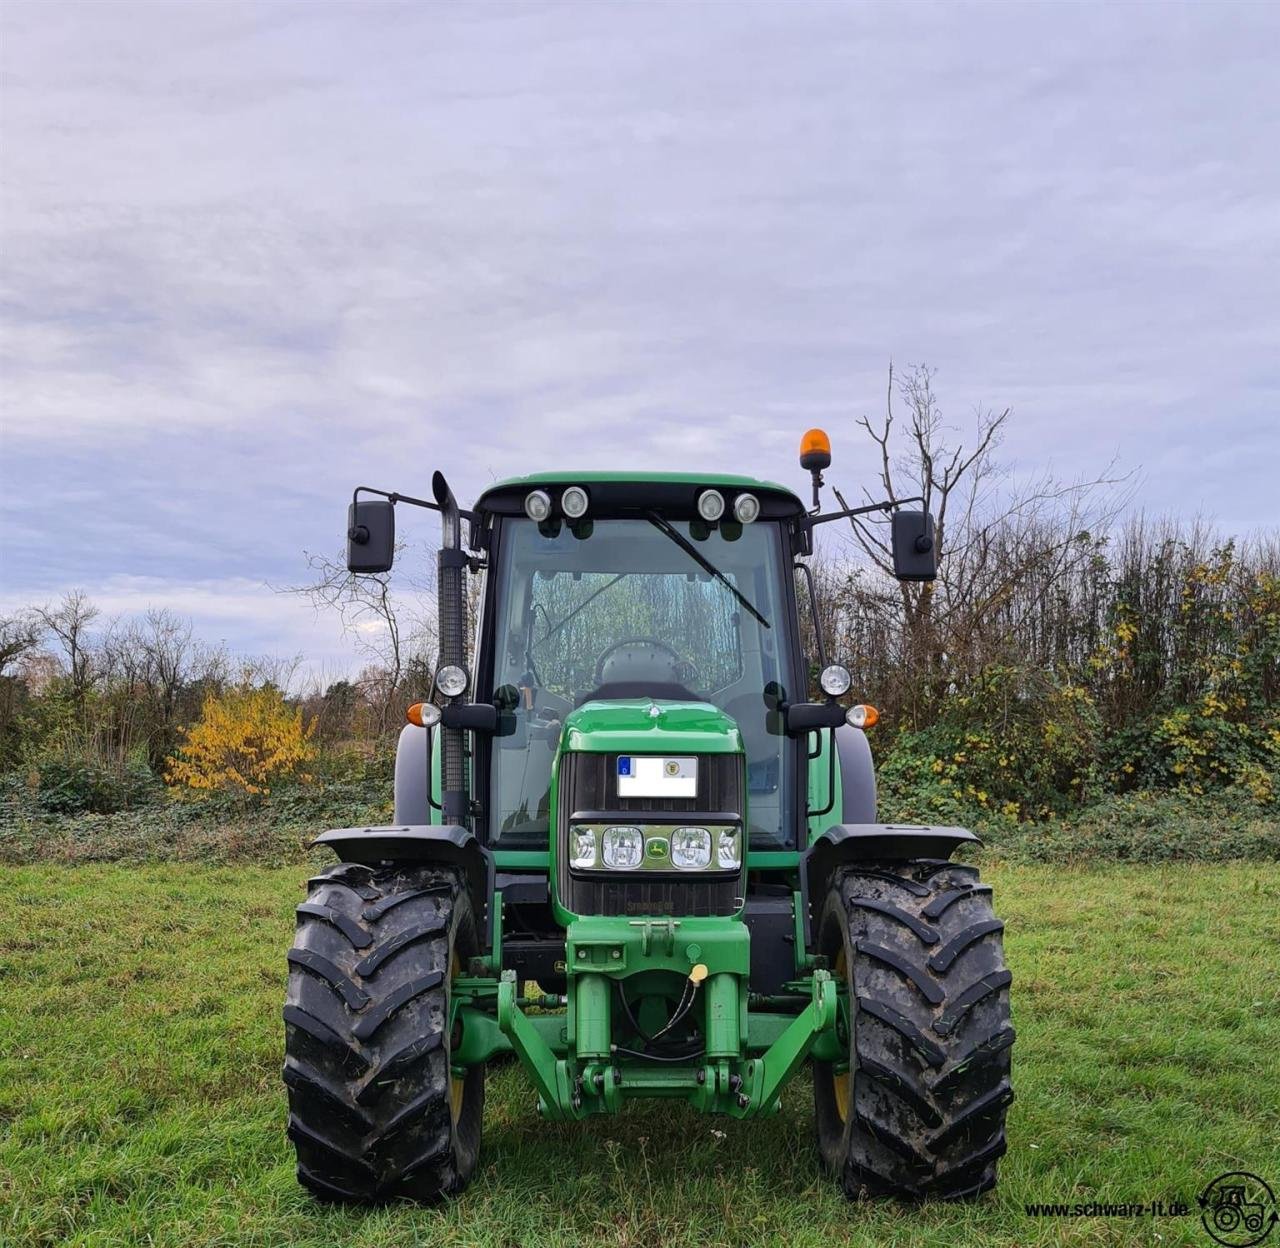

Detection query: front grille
xmin=559 ymin=752 xmax=745 ymax=916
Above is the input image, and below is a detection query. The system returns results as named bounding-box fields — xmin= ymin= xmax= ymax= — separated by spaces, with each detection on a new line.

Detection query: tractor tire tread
xmin=815 ymin=859 xmax=1013 ymax=1202
xmin=284 ymin=862 xmax=483 ymax=1205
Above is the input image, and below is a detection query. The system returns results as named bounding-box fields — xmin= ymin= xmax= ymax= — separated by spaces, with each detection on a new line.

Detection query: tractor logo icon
xmin=1200 ymin=1172 xmax=1277 ymax=1247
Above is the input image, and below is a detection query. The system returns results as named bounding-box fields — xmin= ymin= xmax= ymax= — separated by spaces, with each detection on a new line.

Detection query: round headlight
xmin=697 ymin=489 xmax=726 ymax=522
xmin=602 ymin=826 xmax=644 ymax=869
xmin=524 ymin=489 xmax=552 ymax=522
xmin=561 ymin=485 xmax=589 ymax=519
xmin=733 ymin=493 xmax=760 ymax=524
xmin=717 ymin=828 xmax=741 ymax=869
xmin=819 ymin=664 xmax=852 ymax=697
xmin=436 ymin=664 xmax=469 ymax=698
xmin=671 ymin=826 xmax=712 ymax=870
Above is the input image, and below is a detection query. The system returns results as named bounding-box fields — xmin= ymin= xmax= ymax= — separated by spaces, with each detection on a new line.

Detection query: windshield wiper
xmin=645 ymin=510 xmax=770 ymax=629
xmin=534 ymin=573 xmax=629 ymax=647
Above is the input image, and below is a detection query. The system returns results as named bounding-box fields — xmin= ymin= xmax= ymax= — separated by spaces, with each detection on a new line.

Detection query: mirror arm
xmin=805 ymin=493 xmax=925 ymax=529
xmin=352 ymin=485 xmax=477 ymax=525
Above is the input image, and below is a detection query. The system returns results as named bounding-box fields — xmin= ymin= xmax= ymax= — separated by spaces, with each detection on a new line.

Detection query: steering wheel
xmin=593 ymin=637 xmax=701 ymax=690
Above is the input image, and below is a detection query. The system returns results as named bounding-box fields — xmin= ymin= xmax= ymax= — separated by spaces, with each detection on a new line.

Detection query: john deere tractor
xmin=283 ymin=431 xmax=1014 ymax=1203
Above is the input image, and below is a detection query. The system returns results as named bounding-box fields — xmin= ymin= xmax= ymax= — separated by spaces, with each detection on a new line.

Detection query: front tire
xmin=815 ymin=859 xmax=1014 ymax=1201
xmin=283 ymin=862 xmax=484 ymax=1203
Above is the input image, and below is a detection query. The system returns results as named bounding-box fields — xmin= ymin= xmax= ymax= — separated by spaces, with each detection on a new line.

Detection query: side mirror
xmin=783 ymin=701 xmax=846 ymax=735
xmin=892 ymin=510 xmax=937 ymax=582
xmin=442 ymin=703 xmax=500 ymax=733
xmin=347 ymin=499 xmax=395 ymax=573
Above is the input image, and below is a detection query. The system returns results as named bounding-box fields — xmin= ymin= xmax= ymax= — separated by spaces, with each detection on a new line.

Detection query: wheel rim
xmin=449 ymin=953 xmax=465 ymax=1125
xmin=832 ymin=947 xmax=851 ymax=1123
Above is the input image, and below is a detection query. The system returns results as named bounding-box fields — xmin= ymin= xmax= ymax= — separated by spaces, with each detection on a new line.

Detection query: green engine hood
xmin=562 ymin=698 xmax=743 ymax=756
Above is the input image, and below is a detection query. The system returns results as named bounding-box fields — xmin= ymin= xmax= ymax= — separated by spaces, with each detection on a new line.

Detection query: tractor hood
xmin=562 ymin=698 xmax=743 ymax=756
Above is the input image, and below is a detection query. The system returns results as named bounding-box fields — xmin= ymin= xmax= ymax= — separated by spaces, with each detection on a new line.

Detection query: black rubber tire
xmin=814 ymin=859 xmax=1014 ymax=1201
xmin=283 ymin=862 xmax=484 ymax=1203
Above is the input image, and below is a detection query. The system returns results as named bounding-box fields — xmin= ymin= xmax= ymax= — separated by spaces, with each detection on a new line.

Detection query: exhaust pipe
xmin=432 ymin=470 xmax=468 ymax=826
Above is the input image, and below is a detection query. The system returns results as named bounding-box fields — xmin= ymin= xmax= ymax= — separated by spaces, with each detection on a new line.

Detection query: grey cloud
xmin=2 ymin=0 xmax=1278 ymax=663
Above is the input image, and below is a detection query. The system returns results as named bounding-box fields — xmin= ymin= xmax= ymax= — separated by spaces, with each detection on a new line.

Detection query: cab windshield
xmin=485 ymin=516 xmax=798 ymax=850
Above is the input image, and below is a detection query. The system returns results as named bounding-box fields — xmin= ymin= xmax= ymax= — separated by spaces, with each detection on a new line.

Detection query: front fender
xmin=313 ymin=823 xmax=493 ymax=945
xmin=800 ymin=823 xmax=981 ymax=949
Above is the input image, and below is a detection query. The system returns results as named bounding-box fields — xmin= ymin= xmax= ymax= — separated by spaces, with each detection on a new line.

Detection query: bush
xmin=167 ymin=686 xmax=316 ymax=799
xmin=1103 ymin=703 xmax=1279 ymax=803
xmin=876 ymin=665 xmax=1100 ymax=824
xmin=34 ymin=759 xmax=160 ymax=815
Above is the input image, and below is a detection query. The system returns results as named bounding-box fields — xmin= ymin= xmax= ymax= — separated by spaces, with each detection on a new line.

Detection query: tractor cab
xmin=472 ymin=473 xmax=807 ymax=854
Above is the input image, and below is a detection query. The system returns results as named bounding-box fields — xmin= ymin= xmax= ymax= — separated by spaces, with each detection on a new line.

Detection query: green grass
xmin=1 ymin=862 xmax=1277 ymax=1247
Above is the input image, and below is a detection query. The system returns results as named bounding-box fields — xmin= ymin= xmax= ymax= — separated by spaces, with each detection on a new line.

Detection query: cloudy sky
xmin=2 ymin=1 xmax=1277 ymax=679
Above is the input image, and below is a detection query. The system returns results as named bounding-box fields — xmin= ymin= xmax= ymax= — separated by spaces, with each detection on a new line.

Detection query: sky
xmin=2 ymin=1 xmax=1278 ymax=681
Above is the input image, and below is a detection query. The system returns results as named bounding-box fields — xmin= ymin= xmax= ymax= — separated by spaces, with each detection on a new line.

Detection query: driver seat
xmin=576 ymin=639 xmax=701 ymax=705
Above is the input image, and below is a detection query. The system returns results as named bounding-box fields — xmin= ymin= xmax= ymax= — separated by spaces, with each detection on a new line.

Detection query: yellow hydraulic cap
xmin=689 ymin=963 xmax=709 ymax=984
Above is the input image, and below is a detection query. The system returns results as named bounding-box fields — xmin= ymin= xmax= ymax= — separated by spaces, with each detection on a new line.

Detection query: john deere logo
xmin=664 ymin=760 xmax=680 ymax=777
xmin=1199 ymin=1172 xmax=1277 ymax=1247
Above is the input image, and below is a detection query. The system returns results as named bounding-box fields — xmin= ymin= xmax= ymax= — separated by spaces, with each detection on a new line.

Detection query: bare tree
xmin=282 ymin=547 xmax=436 ymax=735
xmin=35 ymin=591 xmax=100 ymax=711
xmin=832 ymin=364 xmax=1130 ymax=725
xmin=0 ymin=611 xmax=40 ymax=677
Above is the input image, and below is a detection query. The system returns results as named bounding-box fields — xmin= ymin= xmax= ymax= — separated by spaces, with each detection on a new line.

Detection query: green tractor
xmin=283 ymin=432 xmax=1014 ymax=1203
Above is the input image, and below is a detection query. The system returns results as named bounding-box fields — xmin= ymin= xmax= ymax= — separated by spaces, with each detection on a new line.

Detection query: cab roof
xmin=474 ymin=471 xmax=805 ymax=520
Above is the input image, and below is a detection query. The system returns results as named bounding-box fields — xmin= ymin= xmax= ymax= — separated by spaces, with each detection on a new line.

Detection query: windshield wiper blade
xmin=535 ymin=573 xmax=629 ymax=646
xmin=645 ymin=510 xmax=770 ymax=629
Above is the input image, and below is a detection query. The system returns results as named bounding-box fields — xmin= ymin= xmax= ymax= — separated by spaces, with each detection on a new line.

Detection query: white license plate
xmin=616 ymin=755 xmax=697 ymax=798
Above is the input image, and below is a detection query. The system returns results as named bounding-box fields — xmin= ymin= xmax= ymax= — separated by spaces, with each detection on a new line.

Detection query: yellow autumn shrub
xmin=167 ymin=686 xmax=315 ymax=797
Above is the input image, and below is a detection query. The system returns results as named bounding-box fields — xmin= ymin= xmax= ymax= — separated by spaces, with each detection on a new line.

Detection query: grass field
xmin=1 ymin=861 xmax=1277 ymax=1248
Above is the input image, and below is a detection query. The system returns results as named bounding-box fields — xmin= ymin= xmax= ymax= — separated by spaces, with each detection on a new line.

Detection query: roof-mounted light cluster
xmin=699 ymin=489 xmax=759 ymax=525
xmin=525 ymin=484 xmax=760 ymax=526
xmin=525 ymin=486 xmax=591 ymax=522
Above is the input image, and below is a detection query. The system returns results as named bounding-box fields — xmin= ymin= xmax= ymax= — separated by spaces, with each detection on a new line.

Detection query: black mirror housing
xmin=784 ymin=701 xmax=846 ymax=735
xmin=442 ymin=703 xmax=500 ymax=733
xmin=347 ymin=499 xmax=395 ymax=573
xmin=892 ymin=510 xmax=937 ymax=581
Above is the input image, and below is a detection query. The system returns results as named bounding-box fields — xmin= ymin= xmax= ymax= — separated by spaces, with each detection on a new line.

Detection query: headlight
xmin=436 ymin=664 xmax=469 ymax=698
xmin=561 ymin=485 xmax=589 ymax=519
xmin=697 ymin=489 xmax=725 ymax=522
xmin=602 ymin=826 xmax=644 ymax=869
xmin=819 ymin=664 xmax=852 ymax=697
xmin=570 ymin=829 xmax=597 ymax=869
xmin=671 ymin=827 xmax=712 ymax=870
xmin=716 ymin=828 xmax=741 ymax=869
xmin=732 ymin=492 xmax=760 ymax=524
xmin=524 ymin=489 xmax=552 ymax=522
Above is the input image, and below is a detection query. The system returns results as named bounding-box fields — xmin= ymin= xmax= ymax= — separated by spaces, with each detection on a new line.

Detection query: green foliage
xmin=876 ymin=666 xmax=1101 ymax=823
xmin=1103 ymin=705 xmax=1280 ymax=802
xmin=33 ymin=757 xmax=160 ymax=815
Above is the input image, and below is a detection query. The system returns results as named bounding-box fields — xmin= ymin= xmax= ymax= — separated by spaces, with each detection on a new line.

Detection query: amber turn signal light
xmin=846 ymin=704 xmax=879 ymax=730
xmin=407 ymin=702 xmax=442 ymax=728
